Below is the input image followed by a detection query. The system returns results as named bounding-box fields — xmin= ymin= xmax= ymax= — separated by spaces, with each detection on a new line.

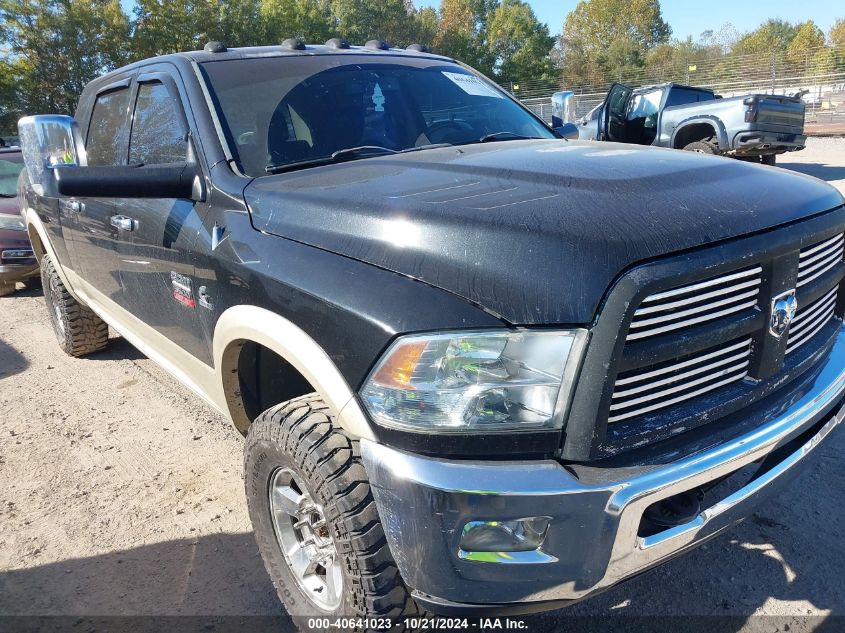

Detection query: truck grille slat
xmin=797 ymin=235 xmax=843 ymax=288
xmin=627 ymin=267 xmax=762 ymax=341
xmin=640 ymin=267 xmax=761 ymax=303
xmin=786 ymin=287 xmax=838 ymax=354
xmin=633 ymin=278 xmax=761 ymax=316
xmin=609 ymin=339 xmax=752 ymax=423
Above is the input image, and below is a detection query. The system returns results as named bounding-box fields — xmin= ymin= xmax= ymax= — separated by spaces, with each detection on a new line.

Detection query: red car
xmin=0 ymin=148 xmax=39 ymax=296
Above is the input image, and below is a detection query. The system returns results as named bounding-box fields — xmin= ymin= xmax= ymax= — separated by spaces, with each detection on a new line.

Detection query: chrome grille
xmin=786 ymin=286 xmax=838 ymax=355
xmin=627 ymin=267 xmax=762 ymax=341
xmin=797 ymin=234 xmax=844 ymax=288
xmin=609 ymin=338 xmax=752 ymax=423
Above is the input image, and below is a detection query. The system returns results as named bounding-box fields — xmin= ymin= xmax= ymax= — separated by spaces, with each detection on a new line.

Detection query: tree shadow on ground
xmin=779 ymin=161 xmax=845 ymax=183
xmin=0 ymin=336 xmax=28 ymax=379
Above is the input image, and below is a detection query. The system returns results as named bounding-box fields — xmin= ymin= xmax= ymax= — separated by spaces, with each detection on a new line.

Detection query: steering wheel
xmin=420 ymin=120 xmax=473 ymax=144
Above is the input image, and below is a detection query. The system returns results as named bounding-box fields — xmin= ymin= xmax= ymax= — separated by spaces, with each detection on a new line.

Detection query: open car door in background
xmin=599 ymin=83 xmax=632 ymax=142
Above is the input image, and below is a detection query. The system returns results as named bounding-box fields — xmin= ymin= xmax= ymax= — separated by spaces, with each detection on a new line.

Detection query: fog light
xmin=459 ymin=517 xmax=550 ymax=553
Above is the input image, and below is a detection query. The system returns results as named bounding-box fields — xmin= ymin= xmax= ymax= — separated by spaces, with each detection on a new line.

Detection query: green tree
xmin=559 ymin=0 xmax=670 ymax=87
xmin=330 ymin=0 xmax=415 ymax=46
xmin=434 ymin=0 xmax=497 ymax=75
xmin=0 ymin=0 xmax=131 ymax=115
xmin=486 ymin=0 xmax=554 ymax=81
xmin=732 ymin=18 xmax=798 ymax=55
xmin=828 ymin=18 xmax=845 ymax=49
xmin=259 ymin=0 xmax=334 ymax=44
xmin=786 ymin=20 xmax=825 ymax=68
xmin=131 ymin=0 xmax=219 ymax=58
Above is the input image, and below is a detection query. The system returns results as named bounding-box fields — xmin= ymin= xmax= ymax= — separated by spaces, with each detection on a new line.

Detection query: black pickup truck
xmin=17 ymin=40 xmax=845 ymax=628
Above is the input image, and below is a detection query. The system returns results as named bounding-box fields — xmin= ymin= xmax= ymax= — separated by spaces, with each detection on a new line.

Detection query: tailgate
xmin=756 ymin=95 xmax=805 ymax=129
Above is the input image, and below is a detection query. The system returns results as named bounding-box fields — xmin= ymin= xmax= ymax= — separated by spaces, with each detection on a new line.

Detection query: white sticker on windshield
xmin=441 ymin=72 xmax=503 ymax=99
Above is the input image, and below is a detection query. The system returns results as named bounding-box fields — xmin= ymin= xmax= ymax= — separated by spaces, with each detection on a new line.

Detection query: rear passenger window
xmin=87 ymin=88 xmax=130 ymax=166
xmin=129 ymin=81 xmax=188 ymax=165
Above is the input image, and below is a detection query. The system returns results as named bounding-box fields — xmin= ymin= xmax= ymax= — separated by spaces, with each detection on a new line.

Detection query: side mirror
xmin=55 ymin=163 xmax=204 ymax=200
xmin=18 ymin=114 xmax=87 ymax=198
xmin=554 ymin=122 xmax=580 ymax=141
xmin=551 ymin=90 xmax=574 ymax=129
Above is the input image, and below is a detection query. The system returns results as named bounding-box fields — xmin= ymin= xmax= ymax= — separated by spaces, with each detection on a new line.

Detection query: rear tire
xmin=244 ymin=394 xmax=420 ymax=631
xmin=42 ymin=254 xmax=108 ymax=357
xmin=761 ymin=154 xmax=777 ymax=166
xmin=0 ymin=281 xmax=14 ymax=297
xmin=683 ymin=139 xmax=718 ymax=154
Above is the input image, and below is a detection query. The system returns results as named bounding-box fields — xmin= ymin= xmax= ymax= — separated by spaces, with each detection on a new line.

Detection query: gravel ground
xmin=1 ymin=139 xmax=844 ymax=633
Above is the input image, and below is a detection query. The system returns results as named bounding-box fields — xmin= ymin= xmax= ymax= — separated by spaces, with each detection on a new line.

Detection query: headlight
xmin=361 ymin=329 xmax=587 ymax=433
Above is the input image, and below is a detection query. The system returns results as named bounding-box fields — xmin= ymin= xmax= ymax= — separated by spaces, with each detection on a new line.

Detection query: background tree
xmin=259 ymin=0 xmax=334 ymax=44
xmin=1 ymin=0 xmax=130 ymax=115
xmin=786 ymin=20 xmax=825 ymax=68
xmin=558 ymin=0 xmax=670 ymax=86
xmin=732 ymin=18 xmax=798 ymax=55
xmin=828 ymin=18 xmax=845 ymax=49
xmin=486 ymin=0 xmax=553 ymax=82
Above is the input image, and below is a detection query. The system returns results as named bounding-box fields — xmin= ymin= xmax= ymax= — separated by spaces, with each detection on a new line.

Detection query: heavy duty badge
xmin=170 ymin=271 xmax=196 ymax=309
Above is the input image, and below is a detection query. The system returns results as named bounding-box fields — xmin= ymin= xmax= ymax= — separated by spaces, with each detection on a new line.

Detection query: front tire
xmin=41 ymin=254 xmax=108 ymax=357
xmin=244 ymin=394 xmax=419 ymax=631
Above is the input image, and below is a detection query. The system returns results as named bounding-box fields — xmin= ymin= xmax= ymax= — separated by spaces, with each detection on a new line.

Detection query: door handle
xmin=110 ymin=215 xmax=137 ymax=231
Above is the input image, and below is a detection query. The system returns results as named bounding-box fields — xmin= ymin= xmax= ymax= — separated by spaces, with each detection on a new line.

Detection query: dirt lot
xmin=1 ymin=138 xmax=844 ymax=632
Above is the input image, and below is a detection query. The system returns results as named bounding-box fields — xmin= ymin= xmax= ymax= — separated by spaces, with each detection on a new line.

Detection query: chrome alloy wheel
xmin=269 ymin=467 xmax=343 ymax=611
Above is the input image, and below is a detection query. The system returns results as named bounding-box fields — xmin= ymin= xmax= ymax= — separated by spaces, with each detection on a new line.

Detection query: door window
xmin=129 ymin=81 xmax=188 ymax=165
xmin=87 ymin=88 xmax=130 ymax=166
xmin=628 ymin=89 xmax=663 ymax=128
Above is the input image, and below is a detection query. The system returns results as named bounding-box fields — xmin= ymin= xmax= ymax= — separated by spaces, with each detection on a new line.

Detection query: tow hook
xmin=639 ymin=488 xmax=704 ymax=536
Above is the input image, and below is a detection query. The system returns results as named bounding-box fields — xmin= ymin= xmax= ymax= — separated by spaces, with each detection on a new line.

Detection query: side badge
xmin=170 ymin=271 xmax=196 ymax=309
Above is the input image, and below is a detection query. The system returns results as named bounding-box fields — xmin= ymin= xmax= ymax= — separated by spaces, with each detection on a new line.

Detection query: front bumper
xmin=0 ymin=262 xmax=39 ymax=284
xmin=361 ymin=325 xmax=845 ymax=614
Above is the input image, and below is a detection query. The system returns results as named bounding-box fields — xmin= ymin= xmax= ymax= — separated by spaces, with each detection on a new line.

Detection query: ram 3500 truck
xmin=17 ymin=40 xmax=845 ymax=629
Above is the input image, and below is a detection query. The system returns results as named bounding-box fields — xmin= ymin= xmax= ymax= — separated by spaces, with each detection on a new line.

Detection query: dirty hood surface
xmin=245 ymin=140 xmax=844 ymax=324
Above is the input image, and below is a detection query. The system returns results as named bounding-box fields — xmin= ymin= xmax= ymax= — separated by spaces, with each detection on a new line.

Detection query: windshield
xmin=0 ymin=153 xmax=23 ymax=197
xmin=200 ymin=55 xmax=555 ymax=177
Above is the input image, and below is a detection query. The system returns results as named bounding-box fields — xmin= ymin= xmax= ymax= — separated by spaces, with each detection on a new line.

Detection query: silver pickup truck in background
xmin=559 ymin=82 xmax=806 ymax=165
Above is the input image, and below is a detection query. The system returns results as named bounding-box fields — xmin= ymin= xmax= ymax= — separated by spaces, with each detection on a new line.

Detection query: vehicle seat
xmin=267 ymin=105 xmax=314 ymax=166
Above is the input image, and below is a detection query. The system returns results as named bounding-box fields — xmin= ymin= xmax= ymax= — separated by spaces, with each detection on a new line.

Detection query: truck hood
xmin=245 ymin=140 xmax=844 ymax=324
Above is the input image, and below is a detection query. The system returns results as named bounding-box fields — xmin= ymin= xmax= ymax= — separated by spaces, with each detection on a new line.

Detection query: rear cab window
xmin=665 ymin=88 xmax=716 ymax=108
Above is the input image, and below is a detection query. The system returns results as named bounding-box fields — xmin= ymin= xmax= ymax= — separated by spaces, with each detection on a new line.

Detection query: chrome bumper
xmin=0 ymin=263 xmax=39 ymax=281
xmin=361 ymin=326 xmax=845 ymax=612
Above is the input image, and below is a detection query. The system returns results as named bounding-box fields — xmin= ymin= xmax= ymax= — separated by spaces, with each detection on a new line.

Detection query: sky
xmin=418 ymin=0 xmax=841 ymax=40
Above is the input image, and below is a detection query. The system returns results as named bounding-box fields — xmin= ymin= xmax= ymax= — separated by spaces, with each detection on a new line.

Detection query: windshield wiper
xmin=266 ymin=146 xmax=397 ymax=174
xmin=478 ymin=132 xmax=542 ymax=143
xmin=265 ymin=143 xmax=453 ymax=175
xmin=0 ymin=193 xmax=15 ymax=198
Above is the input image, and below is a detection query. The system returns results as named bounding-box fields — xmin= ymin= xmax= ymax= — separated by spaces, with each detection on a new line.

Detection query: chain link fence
xmin=509 ymin=44 xmax=845 ymax=135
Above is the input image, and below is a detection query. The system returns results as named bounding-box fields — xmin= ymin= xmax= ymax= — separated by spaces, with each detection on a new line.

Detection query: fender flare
xmin=213 ymin=305 xmax=375 ymax=440
xmin=671 ymin=115 xmax=729 ymax=150
xmin=22 ymin=206 xmax=85 ymax=303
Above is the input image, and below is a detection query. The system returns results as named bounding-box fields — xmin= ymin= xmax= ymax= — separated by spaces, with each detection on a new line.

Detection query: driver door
xmin=599 ymin=83 xmax=632 ymax=142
